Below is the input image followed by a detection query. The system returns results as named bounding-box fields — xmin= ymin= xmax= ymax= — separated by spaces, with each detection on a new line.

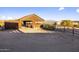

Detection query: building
xmin=4 ymin=20 xmax=20 ymax=29
xmin=18 ymin=14 xmax=45 ymax=28
xmin=4 ymin=14 xmax=45 ymax=29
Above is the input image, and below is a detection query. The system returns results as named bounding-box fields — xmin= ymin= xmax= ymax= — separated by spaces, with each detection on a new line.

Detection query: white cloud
xmin=0 ymin=16 xmax=17 ymax=20
xmin=58 ymin=7 xmax=64 ymax=11
xmin=7 ymin=17 xmax=13 ymax=19
xmin=0 ymin=16 xmax=6 ymax=20
xmin=76 ymin=9 xmax=79 ymax=13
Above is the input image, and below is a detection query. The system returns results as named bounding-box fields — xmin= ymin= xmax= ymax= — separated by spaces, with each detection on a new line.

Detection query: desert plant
xmin=60 ymin=20 xmax=73 ymax=31
xmin=0 ymin=22 xmax=4 ymax=27
xmin=40 ymin=24 xmax=55 ymax=30
xmin=61 ymin=20 xmax=73 ymax=27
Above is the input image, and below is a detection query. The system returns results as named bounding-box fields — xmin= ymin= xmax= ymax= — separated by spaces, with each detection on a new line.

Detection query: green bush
xmin=0 ymin=22 xmax=4 ymax=27
xmin=40 ymin=24 xmax=56 ymax=30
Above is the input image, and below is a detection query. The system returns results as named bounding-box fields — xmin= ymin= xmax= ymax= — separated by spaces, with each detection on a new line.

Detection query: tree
xmin=61 ymin=20 xmax=73 ymax=31
xmin=61 ymin=20 xmax=73 ymax=27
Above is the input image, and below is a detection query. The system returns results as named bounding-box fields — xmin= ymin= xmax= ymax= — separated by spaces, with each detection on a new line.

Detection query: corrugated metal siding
xmin=5 ymin=22 xmax=19 ymax=29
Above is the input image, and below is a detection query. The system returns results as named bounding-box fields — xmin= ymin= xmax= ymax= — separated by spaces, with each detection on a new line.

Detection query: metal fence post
xmin=72 ymin=25 xmax=75 ymax=36
xmin=64 ymin=26 xmax=66 ymax=32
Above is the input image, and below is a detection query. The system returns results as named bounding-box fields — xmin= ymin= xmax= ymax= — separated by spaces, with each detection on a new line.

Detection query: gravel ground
xmin=0 ymin=30 xmax=79 ymax=52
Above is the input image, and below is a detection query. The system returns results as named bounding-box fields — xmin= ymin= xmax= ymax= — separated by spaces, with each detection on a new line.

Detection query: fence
xmin=55 ymin=26 xmax=79 ymax=36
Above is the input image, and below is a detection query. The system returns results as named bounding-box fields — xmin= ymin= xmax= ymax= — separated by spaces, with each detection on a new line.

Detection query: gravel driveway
xmin=0 ymin=30 xmax=79 ymax=52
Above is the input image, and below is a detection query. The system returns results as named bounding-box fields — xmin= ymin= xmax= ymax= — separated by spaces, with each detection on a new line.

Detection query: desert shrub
xmin=0 ymin=22 xmax=4 ymax=27
xmin=61 ymin=20 xmax=73 ymax=27
xmin=40 ymin=24 xmax=56 ymax=30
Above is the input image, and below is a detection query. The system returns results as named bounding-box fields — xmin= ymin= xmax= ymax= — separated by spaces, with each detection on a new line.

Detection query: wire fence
xmin=55 ymin=26 xmax=79 ymax=36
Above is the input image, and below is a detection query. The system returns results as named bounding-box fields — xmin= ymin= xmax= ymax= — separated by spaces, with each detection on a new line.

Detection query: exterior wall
xmin=18 ymin=20 xmax=22 ymax=28
xmin=32 ymin=20 xmax=36 ymax=28
xmin=35 ymin=22 xmax=43 ymax=28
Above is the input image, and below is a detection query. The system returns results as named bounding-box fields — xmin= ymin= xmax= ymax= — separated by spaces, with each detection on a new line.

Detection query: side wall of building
xmin=5 ymin=22 xmax=19 ymax=29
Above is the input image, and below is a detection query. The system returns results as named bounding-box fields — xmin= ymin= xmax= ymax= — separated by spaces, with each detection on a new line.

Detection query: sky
xmin=0 ymin=7 xmax=79 ymax=21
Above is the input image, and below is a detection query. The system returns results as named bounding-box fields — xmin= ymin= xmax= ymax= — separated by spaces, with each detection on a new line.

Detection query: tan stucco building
xmin=18 ymin=14 xmax=44 ymax=28
xmin=4 ymin=14 xmax=45 ymax=29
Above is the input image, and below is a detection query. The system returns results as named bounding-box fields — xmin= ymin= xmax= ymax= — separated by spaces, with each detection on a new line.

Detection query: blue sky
xmin=0 ymin=7 xmax=79 ymax=21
